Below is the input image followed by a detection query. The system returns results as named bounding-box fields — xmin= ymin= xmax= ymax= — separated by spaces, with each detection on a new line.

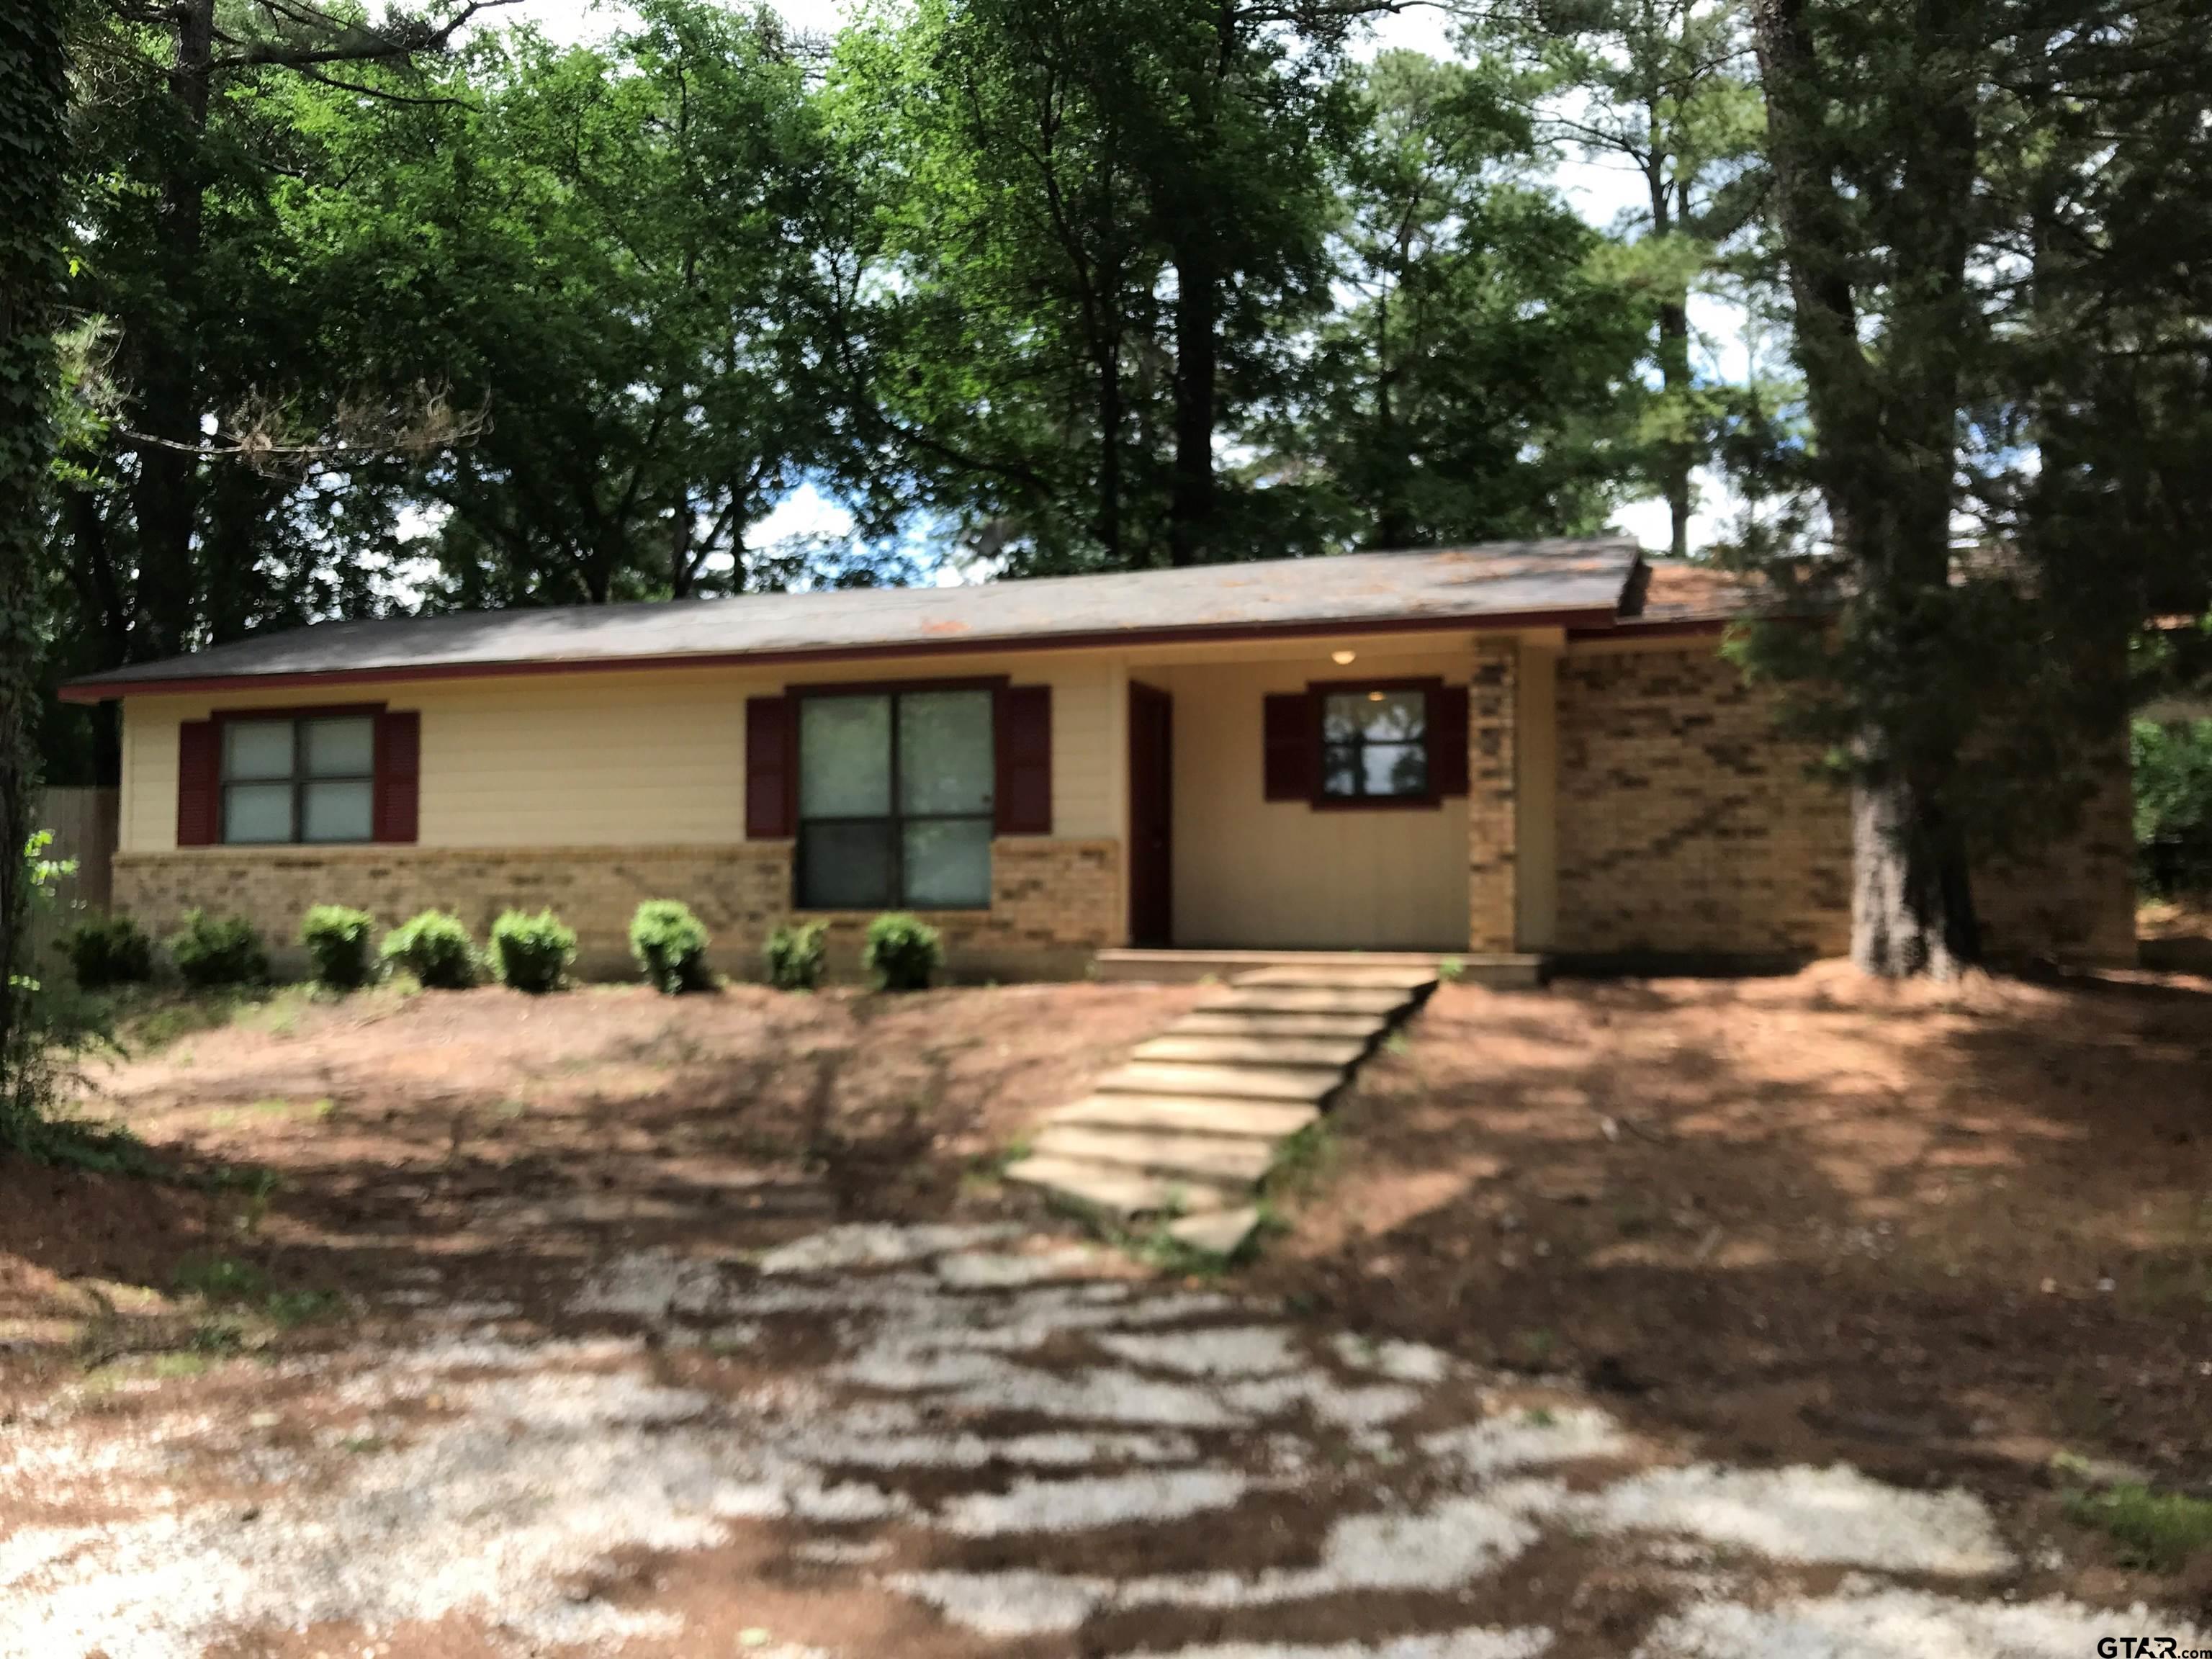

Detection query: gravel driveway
xmin=2 ymin=1221 xmax=2200 ymax=1659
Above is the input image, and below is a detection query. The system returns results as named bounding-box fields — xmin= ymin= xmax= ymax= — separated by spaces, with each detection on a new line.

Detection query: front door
xmin=1128 ymin=682 xmax=1173 ymax=947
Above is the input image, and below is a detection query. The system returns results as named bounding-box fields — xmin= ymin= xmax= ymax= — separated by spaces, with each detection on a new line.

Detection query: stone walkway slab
xmin=1004 ymin=1156 xmax=1233 ymax=1220
xmin=1133 ymin=1035 xmax=1370 ymax=1069
xmin=1031 ymin=1127 xmax=1280 ymax=1185
xmin=1004 ymin=964 xmax=1434 ymax=1231
xmin=1102 ymin=1062 xmax=1348 ymax=1103
xmin=1051 ymin=1096 xmax=1322 ymax=1140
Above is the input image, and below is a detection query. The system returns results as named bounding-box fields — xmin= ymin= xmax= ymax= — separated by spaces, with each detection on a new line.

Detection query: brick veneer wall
xmin=1467 ymin=639 xmax=1519 ymax=952
xmin=1555 ymin=647 xmax=1856 ymax=958
xmin=113 ymin=837 xmax=1123 ymax=981
xmin=1972 ymin=745 xmax=2138 ymax=963
xmin=1555 ymin=644 xmax=2136 ymax=964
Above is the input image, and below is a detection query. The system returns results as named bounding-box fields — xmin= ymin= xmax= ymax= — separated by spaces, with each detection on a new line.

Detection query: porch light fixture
xmin=1331 ymin=649 xmax=1357 ymax=665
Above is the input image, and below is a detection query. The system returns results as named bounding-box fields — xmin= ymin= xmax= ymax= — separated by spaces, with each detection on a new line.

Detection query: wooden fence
xmin=27 ymin=787 xmax=120 ymax=963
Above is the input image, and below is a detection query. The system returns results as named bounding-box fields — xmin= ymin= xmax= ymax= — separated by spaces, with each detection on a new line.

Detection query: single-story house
xmin=60 ymin=540 xmax=2136 ymax=979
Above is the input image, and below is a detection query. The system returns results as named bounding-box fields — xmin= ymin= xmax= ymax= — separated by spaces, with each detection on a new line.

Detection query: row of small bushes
xmin=63 ymin=904 xmax=944 ymax=995
xmin=759 ymin=913 xmax=940 ymax=992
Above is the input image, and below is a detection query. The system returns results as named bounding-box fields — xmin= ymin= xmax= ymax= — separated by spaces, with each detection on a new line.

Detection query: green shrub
xmin=489 ymin=908 xmax=575 ymax=994
xmin=299 ymin=906 xmax=375 ymax=991
xmin=379 ymin=910 xmax=477 ymax=989
xmin=166 ymin=911 xmax=269 ymax=988
xmin=630 ymin=900 xmax=712 ymax=994
xmin=60 ymin=913 xmax=156 ymax=989
xmin=863 ymin=912 xmax=941 ymax=992
xmin=763 ymin=919 xmax=828 ymax=992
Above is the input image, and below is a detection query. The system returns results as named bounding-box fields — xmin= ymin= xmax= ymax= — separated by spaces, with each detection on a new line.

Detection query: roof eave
xmin=58 ymin=602 xmax=1630 ymax=704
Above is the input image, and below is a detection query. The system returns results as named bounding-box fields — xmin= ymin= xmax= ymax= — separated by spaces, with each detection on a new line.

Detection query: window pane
xmin=899 ymin=691 xmax=994 ymax=815
xmin=799 ymin=821 xmax=896 ymax=909
xmin=302 ymin=778 xmax=374 ymax=842
xmin=903 ymin=818 xmax=992 ymax=907
xmin=1321 ymin=694 xmax=1367 ymax=744
xmin=1364 ymin=741 xmax=1428 ymax=796
xmin=303 ymin=716 xmax=374 ymax=778
xmin=800 ymin=696 xmax=891 ymax=817
xmin=224 ymin=782 xmax=292 ymax=842
xmin=224 ymin=721 xmax=294 ymax=781
xmin=1324 ymin=689 xmax=1424 ymax=745
xmin=1321 ymin=742 xmax=1363 ymax=799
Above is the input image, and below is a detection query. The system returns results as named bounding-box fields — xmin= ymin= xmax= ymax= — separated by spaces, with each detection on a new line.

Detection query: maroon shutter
xmin=745 ymin=696 xmax=793 ymax=838
xmin=1429 ymin=685 xmax=1470 ymax=796
xmin=995 ymin=685 xmax=1053 ymax=835
xmin=374 ymin=710 xmax=421 ymax=842
xmin=176 ymin=720 xmax=220 ymax=846
xmin=1262 ymin=692 xmax=1318 ymax=802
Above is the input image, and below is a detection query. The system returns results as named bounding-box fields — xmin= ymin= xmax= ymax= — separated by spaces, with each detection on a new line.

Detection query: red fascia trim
xmin=1567 ymin=617 xmax=1733 ymax=642
xmin=60 ymin=605 xmax=1625 ymax=703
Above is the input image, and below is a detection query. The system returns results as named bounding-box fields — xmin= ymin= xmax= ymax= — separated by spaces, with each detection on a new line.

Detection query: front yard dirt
xmin=1 ymin=965 xmax=2209 ymax=1656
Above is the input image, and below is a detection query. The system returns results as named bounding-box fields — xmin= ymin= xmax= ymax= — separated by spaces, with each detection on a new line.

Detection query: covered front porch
xmin=1110 ymin=631 xmax=1547 ymax=963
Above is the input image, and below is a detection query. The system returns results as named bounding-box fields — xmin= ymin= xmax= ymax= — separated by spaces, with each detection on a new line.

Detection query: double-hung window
xmin=796 ymin=688 xmax=994 ymax=909
xmin=221 ymin=715 xmax=377 ymax=844
xmin=1319 ymin=688 xmax=1430 ymax=801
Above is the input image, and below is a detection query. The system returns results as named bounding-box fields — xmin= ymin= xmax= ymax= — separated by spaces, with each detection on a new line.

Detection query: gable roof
xmin=62 ymin=539 xmax=1672 ymax=702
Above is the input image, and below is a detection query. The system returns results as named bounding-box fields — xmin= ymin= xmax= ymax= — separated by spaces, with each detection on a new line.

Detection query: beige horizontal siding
xmin=117 ymin=651 xmax=1122 ymax=854
xmin=1141 ymin=647 xmax=1474 ymax=951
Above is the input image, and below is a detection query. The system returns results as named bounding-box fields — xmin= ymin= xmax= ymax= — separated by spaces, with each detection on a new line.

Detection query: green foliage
xmin=1276 ymin=50 xmax=1653 ymax=549
xmin=166 ymin=911 xmax=270 ymax=989
xmin=3 ymin=835 xmax=121 ymax=1160
xmin=763 ymin=919 xmax=827 ymax=991
xmin=862 ymin=912 xmax=940 ymax=992
xmin=0 ymin=0 xmax=71 ymax=1157
xmin=630 ymin=899 xmax=713 ymax=993
xmin=2132 ymin=720 xmax=2212 ymax=847
xmin=299 ymin=905 xmax=375 ymax=991
xmin=60 ymin=913 xmax=156 ymax=988
xmin=379 ymin=911 xmax=477 ymax=989
xmin=488 ymin=908 xmax=575 ymax=994
xmin=1725 ymin=0 xmax=2211 ymax=972
xmin=2064 ymin=1482 xmax=2212 ymax=1575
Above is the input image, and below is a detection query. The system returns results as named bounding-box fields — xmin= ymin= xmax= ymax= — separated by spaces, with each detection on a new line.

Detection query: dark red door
xmin=1128 ymin=683 xmax=1173 ymax=948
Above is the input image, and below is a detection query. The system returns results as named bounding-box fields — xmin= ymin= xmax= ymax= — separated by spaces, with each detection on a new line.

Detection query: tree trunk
xmin=0 ymin=0 xmax=69 ymax=1113
xmin=130 ymin=0 xmax=216 ymax=660
xmin=1647 ymin=153 xmax=1692 ymax=561
xmin=1851 ymin=768 xmax=1978 ymax=976
xmin=1167 ymin=240 xmax=1217 ymax=568
xmin=1751 ymin=0 xmax=1984 ymax=976
xmin=1096 ymin=336 xmax=1124 ymax=567
xmin=670 ymin=487 xmax=693 ymax=598
xmin=1657 ymin=295 xmax=1692 ymax=560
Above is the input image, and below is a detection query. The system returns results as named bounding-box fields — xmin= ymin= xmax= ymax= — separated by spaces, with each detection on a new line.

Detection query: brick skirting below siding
xmin=113 ymin=839 xmax=1124 ymax=982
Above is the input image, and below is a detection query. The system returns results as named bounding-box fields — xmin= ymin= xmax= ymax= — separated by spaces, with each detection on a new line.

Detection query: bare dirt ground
xmin=2 ymin=968 xmax=2209 ymax=1658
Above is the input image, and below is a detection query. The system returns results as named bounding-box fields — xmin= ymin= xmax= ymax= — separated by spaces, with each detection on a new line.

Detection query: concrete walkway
xmin=1004 ymin=963 xmax=1438 ymax=1251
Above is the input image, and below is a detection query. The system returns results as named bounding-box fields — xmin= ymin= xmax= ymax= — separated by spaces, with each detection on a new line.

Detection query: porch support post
xmin=1467 ymin=637 xmax=1519 ymax=952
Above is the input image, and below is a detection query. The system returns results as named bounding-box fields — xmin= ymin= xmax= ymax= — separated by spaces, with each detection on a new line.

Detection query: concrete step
xmin=1031 ymin=1125 xmax=1276 ymax=1185
xmin=1093 ymin=948 xmax=1450 ymax=985
xmin=1200 ymin=985 xmax=1411 ymax=1017
xmin=1048 ymin=1094 xmax=1321 ymax=1140
xmin=1132 ymin=1034 xmax=1370 ymax=1069
xmin=1100 ymin=1061 xmax=1346 ymax=1103
xmin=1003 ymin=1155 xmax=1236 ymax=1221
xmin=1166 ymin=1206 xmax=1262 ymax=1256
xmin=1169 ymin=1010 xmax=1389 ymax=1040
xmin=1232 ymin=966 xmax=1437 ymax=992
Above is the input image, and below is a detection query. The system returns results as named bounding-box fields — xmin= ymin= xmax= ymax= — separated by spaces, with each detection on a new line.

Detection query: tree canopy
xmin=4 ymin=0 xmax=2208 ymax=985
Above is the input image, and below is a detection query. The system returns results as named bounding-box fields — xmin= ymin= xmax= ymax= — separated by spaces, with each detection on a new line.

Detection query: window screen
xmin=1319 ymin=689 xmax=1429 ymax=800
xmin=221 ymin=716 xmax=377 ymax=844
xmin=796 ymin=689 xmax=994 ymax=908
